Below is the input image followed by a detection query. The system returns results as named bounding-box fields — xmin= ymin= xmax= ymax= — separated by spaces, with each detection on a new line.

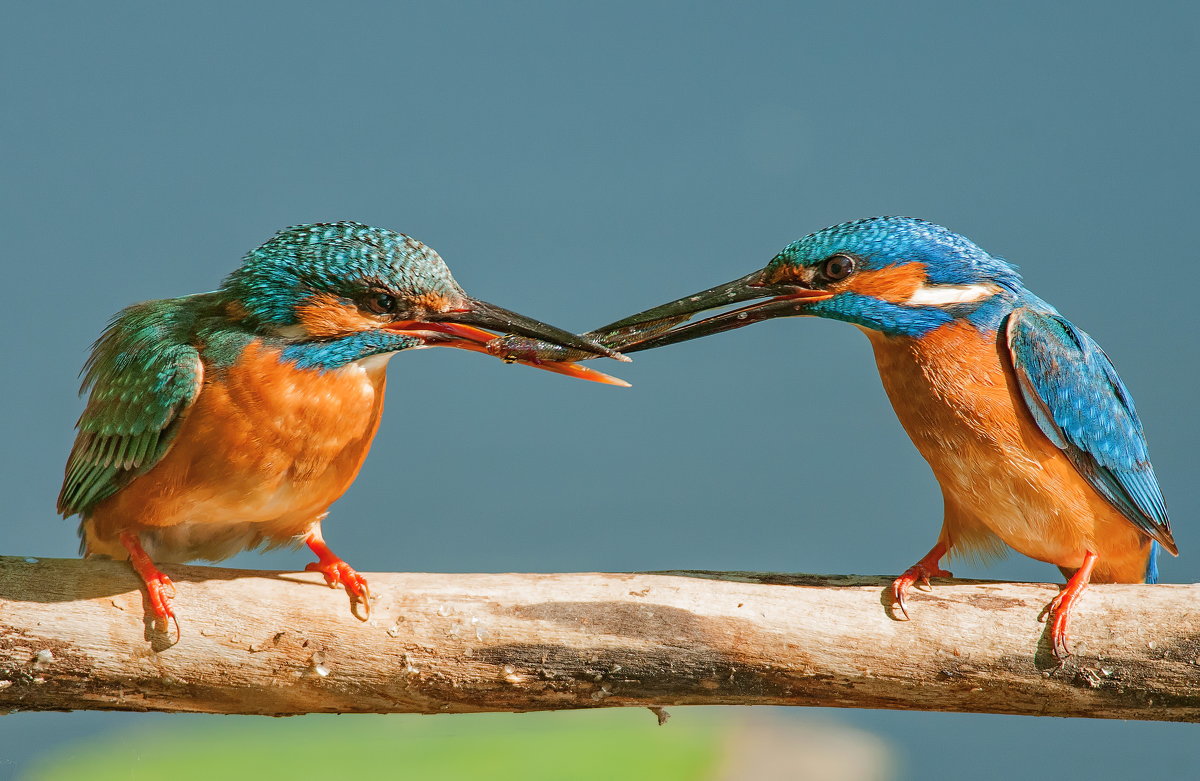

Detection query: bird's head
xmin=221 ymin=222 xmax=627 ymax=384
xmin=608 ymin=217 xmax=1024 ymax=350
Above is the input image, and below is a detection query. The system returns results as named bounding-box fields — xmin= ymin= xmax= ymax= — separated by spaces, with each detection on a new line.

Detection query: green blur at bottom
xmin=22 ymin=708 xmax=727 ymax=781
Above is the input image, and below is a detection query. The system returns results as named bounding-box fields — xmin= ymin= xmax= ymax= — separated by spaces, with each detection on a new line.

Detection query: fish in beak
xmin=386 ymin=297 xmax=631 ymax=387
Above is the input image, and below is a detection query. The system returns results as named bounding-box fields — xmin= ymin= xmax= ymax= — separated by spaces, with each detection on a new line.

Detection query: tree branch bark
xmin=1 ymin=556 xmax=1197 ymax=720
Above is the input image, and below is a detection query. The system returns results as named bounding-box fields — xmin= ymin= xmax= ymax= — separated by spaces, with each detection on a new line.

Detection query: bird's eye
xmin=822 ymin=254 xmax=856 ymax=281
xmin=365 ymin=292 xmax=397 ymax=314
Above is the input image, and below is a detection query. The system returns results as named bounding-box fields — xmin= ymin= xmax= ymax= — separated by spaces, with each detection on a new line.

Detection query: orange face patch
xmin=411 ymin=291 xmax=462 ymax=313
xmin=760 ymin=265 xmax=796 ymax=286
xmin=763 ymin=261 xmax=928 ymax=305
xmin=833 ymin=262 xmax=926 ymax=303
xmin=294 ymin=293 xmax=383 ymax=337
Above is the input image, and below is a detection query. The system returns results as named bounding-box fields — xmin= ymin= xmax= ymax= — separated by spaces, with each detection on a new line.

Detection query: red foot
xmin=1046 ymin=551 xmax=1098 ymax=659
xmin=892 ymin=541 xmax=952 ymax=620
xmin=119 ymin=531 xmax=180 ymax=641
xmin=306 ymin=536 xmax=371 ymax=620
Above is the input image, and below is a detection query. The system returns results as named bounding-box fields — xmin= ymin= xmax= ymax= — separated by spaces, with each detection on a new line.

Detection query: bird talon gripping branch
xmin=890 ymin=542 xmax=953 ymax=620
xmin=119 ymin=531 xmax=177 ymax=633
xmin=583 ymin=217 xmax=1174 ymax=659
xmin=306 ymin=561 xmax=372 ymax=619
xmin=304 ymin=536 xmax=372 ymax=619
xmin=58 ymin=222 xmax=627 ymax=633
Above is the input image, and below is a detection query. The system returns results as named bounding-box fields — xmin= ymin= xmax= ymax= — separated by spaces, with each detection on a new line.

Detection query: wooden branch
xmin=1 ymin=556 xmax=1198 ymax=720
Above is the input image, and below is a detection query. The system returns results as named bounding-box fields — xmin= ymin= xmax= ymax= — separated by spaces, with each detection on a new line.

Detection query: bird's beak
xmin=591 ymin=269 xmax=834 ymax=354
xmin=385 ymin=297 xmax=631 ymax=387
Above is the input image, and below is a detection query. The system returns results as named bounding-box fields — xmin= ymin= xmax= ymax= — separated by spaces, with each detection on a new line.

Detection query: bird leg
xmin=305 ymin=533 xmax=371 ymax=620
xmin=1045 ymin=550 xmax=1098 ymax=659
xmin=891 ymin=540 xmax=953 ymax=620
xmin=119 ymin=531 xmax=179 ymax=640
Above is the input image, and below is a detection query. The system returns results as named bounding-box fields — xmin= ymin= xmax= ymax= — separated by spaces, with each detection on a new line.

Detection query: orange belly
xmin=83 ymin=340 xmax=389 ymax=562
xmin=865 ymin=322 xmax=1150 ymax=583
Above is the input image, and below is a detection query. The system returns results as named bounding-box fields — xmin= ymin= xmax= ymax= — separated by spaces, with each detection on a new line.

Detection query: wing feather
xmin=1005 ymin=307 xmax=1174 ymax=553
xmin=57 ymin=300 xmax=203 ymax=518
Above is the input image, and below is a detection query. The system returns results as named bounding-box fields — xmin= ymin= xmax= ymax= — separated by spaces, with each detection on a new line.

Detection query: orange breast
xmin=865 ymin=322 xmax=1150 ymax=582
xmin=84 ymin=340 xmax=389 ymax=561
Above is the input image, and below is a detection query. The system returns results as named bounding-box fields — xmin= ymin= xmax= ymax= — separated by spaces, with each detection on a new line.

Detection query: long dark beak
xmin=593 ymin=270 xmax=833 ymax=353
xmin=437 ymin=298 xmax=628 ymax=361
xmin=384 ymin=297 xmax=630 ymax=387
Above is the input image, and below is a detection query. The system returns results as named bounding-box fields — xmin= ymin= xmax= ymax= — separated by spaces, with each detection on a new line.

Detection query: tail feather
xmin=1144 ymin=540 xmax=1161 ymax=584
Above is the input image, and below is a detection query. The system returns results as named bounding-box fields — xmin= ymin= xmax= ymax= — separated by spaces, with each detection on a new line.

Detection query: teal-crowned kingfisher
xmin=501 ymin=216 xmax=1175 ymax=657
xmin=58 ymin=222 xmax=628 ymax=634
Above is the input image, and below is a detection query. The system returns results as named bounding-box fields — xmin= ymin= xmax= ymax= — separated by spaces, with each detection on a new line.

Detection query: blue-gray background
xmin=3 ymin=2 xmax=1197 ymax=778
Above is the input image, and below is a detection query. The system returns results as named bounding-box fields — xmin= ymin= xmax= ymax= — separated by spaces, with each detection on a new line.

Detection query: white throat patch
xmin=353 ymin=353 xmax=397 ymax=371
xmin=906 ymin=283 xmax=999 ymax=307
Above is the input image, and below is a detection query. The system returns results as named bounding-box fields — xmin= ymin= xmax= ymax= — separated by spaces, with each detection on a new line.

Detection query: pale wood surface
xmin=1 ymin=556 xmax=1198 ymax=720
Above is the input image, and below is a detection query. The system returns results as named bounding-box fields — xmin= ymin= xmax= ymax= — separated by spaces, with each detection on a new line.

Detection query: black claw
xmin=350 ymin=587 xmax=371 ymax=621
xmin=156 ymin=613 xmax=181 ymax=645
xmin=1051 ymin=617 xmax=1072 ymax=659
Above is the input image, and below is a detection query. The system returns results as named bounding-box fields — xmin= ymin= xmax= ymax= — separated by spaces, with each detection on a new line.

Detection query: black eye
xmin=365 ymin=292 xmax=397 ymax=314
xmin=822 ymin=254 xmax=856 ymax=281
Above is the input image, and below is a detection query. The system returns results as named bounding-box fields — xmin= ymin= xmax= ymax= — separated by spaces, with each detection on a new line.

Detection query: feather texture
xmin=1005 ymin=307 xmax=1174 ymax=553
xmin=58 ymin=297 xmax=204 ymax=517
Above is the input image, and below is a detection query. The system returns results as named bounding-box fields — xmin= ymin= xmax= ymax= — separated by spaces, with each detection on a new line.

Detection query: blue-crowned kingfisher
xmin=58 ymin=221 xmax=628 ymax=635
xmin=501 ymin=216 xmax=1175 ymax=658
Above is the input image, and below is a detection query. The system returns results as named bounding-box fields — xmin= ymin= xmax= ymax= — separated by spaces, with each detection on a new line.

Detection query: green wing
xmin=58 ymin=298 xmax=204 ymax=517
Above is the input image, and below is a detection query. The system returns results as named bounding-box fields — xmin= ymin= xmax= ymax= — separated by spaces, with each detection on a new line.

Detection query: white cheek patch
xmin=906 ymin=283 xmax=999 ymax=306
xmin=353 ymin=353 xmax=397 ymax=371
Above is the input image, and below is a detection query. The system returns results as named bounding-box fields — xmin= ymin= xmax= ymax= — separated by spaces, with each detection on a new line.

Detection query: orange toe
xmin=305 ymin=536 xmax=371 ymax=620
xmin=1046 ymin=551 xmax=1098 ymax=659
xmin=119 ymin=531 xmax=180 ymax=641
xmin=891 ymin=542 xmax=952 ymax=620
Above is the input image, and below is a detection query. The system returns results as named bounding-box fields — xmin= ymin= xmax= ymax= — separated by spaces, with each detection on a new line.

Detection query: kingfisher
xmin=508 ymin=217 xmax=1174 ymax=657
xmin=58 ymin=221 xmax=628 ymax=635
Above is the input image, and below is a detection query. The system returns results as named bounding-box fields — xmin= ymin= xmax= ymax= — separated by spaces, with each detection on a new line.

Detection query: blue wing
xmin=1005 ymin=307 xmax=1174 ymax=553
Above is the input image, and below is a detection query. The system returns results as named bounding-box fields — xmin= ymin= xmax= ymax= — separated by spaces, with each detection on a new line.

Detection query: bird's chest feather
xmin=128 ymin=340 xmax=388 ymax=530
xmin=866 ymin=322 xmax=1023 ymax=457
xmin=865 ymin=322 xmax=1106 ymax=565
xmin=202 ymin=341 xmax=387 ymax=481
